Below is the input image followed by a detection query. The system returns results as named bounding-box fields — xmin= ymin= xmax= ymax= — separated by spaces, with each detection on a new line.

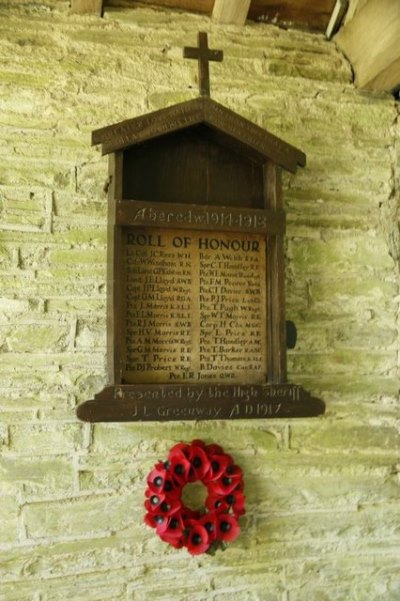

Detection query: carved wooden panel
xmin=77 ymin=82 xmax=324 ymax=422
xmin=121 ymin=227 xmax=267 ymax=385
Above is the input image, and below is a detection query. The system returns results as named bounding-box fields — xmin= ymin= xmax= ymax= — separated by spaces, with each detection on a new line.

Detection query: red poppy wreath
xmin=144 ymin=439 xmax=245 ymax=555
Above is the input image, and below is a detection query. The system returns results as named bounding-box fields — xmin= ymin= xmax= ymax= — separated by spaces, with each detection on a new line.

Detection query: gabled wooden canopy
xmin=92 ymin=96 xmax=306 ymax=173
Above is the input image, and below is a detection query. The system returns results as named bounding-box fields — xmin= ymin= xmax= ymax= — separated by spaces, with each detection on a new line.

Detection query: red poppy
xmin=216 ymin=514 xmax=240 ymax=542
xmin=168 ymin=451 xmax=192 ymax=486
xmin=156 ymin=514 xmax=185 ymax=539
xmin=205 ymin=443 xmax=224 ymax=455
xmin=146 ymin=466 xmax=167 ymax=492
xmin=157 ymin=497 xmax=182 ymax=518
xmin=168 ymin=442 xmax=191 ymax=460
xmin=191 ymin=439 xmax=207 ymax=450
xmin=147 ymin=470 xmax=181 ymax=501
xmin=187 ymin=444 xmax=211 ymax=481
xmin=187 ymin=524 xmax=210 ymax=555
xmin=144 ymin=491 xmax=165 ymax=512
xmin=198 ymin=513 xmax=218 ymax=542
xmin=202 ymin=453 xmax=232 ymax=483
xmin=144 ymin=512 xmax=164 ymax=529
xmin=205 ymin=489 xmax=246 ymax=517
xmin=225 ymin=490 xmax=246 ymax=517
xmin=208 ymin=465 xmax=243 ymax=495
xmin=205 ymin=493 xmax=230 ymax=514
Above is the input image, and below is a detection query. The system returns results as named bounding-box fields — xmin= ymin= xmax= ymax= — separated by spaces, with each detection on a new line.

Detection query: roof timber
xmin=335 ymin=0 xmax=400 ymax=92
xmin=212 ymin=0 xmax=252 ymax=26
xmin=71 ymin=0 xmax=103 ymax=15
xmin=249 ymin=0 xmax=336 ymax=31
xmin=92 ymin=96 xmax=306 ymax=173
xmin=103 ymin=0 xmax=336 ymax=31
xmin=71 ymin=0 xmax=400 ymax=94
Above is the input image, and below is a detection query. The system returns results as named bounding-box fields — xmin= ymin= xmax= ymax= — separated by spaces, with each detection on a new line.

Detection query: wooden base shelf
xmin=77 ymin=384 xmax=325 ymax=422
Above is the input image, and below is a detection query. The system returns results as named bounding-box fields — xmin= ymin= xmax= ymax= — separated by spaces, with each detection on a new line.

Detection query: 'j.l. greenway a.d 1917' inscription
xmin=123 ymin=228 xmax=267 ymax=384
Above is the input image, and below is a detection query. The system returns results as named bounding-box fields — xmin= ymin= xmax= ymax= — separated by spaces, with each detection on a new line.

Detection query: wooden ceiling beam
xmin=106 ymin=0 xmax=213 ymax=13
xmin=212 ymin=0 xmax=252 ymax=25
xmin=71 ymin=0 xmax=103 ymax=15
xmin=335 ymin=0 xmax=400 ymax=91
xmin=326 ymin=0 xmax=348 ymax=39
xmin=105 ymin=1 xmax=336 ymax=31
xmin=248 ymin=0 xmax=336 ymax=31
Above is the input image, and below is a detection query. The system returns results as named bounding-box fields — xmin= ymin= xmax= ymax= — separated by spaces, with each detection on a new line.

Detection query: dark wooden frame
xmin=76 ymin=97 xmax=324 ymax=422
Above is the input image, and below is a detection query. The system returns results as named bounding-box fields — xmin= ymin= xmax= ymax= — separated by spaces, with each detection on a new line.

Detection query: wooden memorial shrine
xmin=77 ymin=33 xmax=325 ymax=422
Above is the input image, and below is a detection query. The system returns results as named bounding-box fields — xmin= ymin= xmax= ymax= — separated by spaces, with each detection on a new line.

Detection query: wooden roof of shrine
xmin=92 ymin=96 xmax=306 ymax=173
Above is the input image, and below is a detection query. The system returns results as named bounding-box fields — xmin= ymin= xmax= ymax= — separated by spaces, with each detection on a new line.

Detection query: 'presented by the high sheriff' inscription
xmin=123 ymin=228 xmax=266 ymax=384
xmin=76 ymin=32 xmax=324 ymax=422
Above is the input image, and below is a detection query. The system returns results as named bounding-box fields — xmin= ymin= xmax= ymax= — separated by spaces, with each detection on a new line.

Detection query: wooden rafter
xmin=105 ymin=1 xmax=338 ymax=32
xmin=212 ymin=0 xmax=252 ymax=25
xmin=248 ymin=0 xmax=336 ymax=31
xmin=111 ymin=0 xmax=213 ymax=12
xmin=335 ymin=0 xmax=400 ymax=91
xmin=71 ymin=0 xmax=103 ymax=15
xmin=326 ymin=0 xmax=348 ymax=39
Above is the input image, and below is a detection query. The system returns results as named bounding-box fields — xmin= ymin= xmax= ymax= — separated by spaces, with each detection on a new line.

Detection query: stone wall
xmin=0 ymin=2 xmax=399 ymax=600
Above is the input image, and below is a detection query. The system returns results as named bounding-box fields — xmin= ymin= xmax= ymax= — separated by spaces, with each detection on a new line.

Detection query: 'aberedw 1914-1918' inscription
xmin=123 ymin=228 xmax=267 ymax=384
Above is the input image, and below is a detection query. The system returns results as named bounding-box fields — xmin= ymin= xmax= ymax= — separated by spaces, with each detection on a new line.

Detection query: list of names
xmin=123 ymin=228 xmax=266 ymax=384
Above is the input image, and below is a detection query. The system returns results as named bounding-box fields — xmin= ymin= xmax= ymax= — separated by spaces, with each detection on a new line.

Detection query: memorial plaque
xmin=76 ymin=32 xmax=325 ymax=422
xmin=122 ymin=227 xmax=267 ymax=385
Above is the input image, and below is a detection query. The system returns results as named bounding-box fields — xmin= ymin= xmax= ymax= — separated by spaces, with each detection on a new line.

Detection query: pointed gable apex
xmin=92 ymin=97 xmax=305 ymax=173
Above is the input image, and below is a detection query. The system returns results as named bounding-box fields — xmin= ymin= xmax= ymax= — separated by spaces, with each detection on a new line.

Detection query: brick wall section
xmin=0 ymin=2 xmax=399 ymax=600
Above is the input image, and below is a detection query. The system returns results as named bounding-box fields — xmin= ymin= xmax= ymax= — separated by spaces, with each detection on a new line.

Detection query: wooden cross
xmin=183 ymin=32 xmax=223 ymax=97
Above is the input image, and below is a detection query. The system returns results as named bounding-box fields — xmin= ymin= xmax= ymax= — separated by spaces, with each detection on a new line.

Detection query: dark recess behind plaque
xmin=122 ymin=125 xmax=264 ymax=207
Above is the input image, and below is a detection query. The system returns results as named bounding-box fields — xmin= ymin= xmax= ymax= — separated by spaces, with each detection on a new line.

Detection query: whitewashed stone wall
xmin=0 ymin=2 xmax=399 ymax=600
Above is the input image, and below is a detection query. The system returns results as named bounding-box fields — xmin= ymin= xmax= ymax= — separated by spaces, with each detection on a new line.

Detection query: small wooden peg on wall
xmin=183 ymin=32 xmax=223 ymax=97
